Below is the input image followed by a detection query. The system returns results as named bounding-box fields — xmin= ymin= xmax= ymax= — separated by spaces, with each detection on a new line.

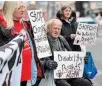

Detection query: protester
xmin=38 ymin=19 xmax=92 ymax=86
xmin=2 ymin=1 xmax=43 ymax=86
xmin=47 ymin=19 xmax=71 ymax=86
xmin=57 ymin=5 xmax=81 ymax=51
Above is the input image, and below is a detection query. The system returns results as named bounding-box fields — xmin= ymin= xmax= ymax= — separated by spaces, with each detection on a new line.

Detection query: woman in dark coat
xmin=57 ymin=6 xmax=81 ymax=51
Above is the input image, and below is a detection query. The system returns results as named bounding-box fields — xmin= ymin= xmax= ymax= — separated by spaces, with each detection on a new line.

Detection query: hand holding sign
xmin=70 ymin=34 xmax=76 ymax=39
xmin=74 ymin=23 xmax=98 ymax=45
xmin=46 ymin=60 xmax=58 ymax=70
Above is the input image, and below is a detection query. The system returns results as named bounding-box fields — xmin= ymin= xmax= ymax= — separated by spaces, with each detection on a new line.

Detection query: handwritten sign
xmin=54 ymin=51 xmax=85 ymax=79
xmin=28 ymin=10 xmax=52 ymax=59
xmin=74 ymin=23 xmax=98 ymax=45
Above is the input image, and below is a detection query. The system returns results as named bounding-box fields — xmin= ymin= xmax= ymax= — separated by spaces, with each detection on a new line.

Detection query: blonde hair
xmin=47 ymin=19 xmax=62 ymax=33
xmin=3 ymin=1 xmax=18 ymax=28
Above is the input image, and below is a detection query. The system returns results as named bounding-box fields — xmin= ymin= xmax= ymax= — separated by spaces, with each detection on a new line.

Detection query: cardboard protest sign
xmin=74 ymin=23 xmax=98 ymax=45
xmin=54 ymin=51 xmax=85 ymax=79
xmin=28 ymin=10 xmax=52 ymax=59
xmin=0 ymin=35 xmax=24 ymax=86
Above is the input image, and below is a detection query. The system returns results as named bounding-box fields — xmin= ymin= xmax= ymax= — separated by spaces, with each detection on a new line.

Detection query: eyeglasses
xmin=16 ymin=5 xmax=26 ymax=11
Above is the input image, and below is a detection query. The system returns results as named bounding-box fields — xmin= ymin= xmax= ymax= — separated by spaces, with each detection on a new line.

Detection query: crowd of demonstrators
xmin=0 ymin=1 xmax=96 ymax=86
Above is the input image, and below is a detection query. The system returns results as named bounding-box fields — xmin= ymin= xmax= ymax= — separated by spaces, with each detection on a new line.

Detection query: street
xmin=87 ymin=29 xmax=102 ymax=86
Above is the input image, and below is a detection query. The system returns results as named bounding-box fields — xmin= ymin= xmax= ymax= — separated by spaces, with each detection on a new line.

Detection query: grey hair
xmin=47 ymin=19 xmax=62 ymax=33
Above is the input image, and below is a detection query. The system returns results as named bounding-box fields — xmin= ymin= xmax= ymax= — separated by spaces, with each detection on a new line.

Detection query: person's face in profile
xmin=13 ymin=1 xmax=26 ymax=20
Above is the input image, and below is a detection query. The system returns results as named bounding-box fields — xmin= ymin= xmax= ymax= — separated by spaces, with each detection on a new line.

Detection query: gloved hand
xmin=45 ymin=60 xmax=58 ymax=70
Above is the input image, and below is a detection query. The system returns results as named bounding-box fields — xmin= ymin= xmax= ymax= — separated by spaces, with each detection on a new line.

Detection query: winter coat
xmin=39 ymin=35 xmax=72 ymax=86
xmin=0 ymin=26 xmax=15 ymax=47
xmin=60 ymin=19 xmax=81 ymax=51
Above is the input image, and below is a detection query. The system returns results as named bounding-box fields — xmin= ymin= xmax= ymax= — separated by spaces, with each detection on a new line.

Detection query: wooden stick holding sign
xmin=54 ymin=51 xmax=85 ymax=79
xmin=74 ymin=23 xmax=98 ymax=45
xmin=28 ymin=10 xmax=52 ymax=59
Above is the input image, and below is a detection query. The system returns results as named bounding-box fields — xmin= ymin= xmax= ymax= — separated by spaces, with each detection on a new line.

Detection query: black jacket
xmin=60 ymin=19 xmax=81 ymax=51
xmin=0 ymin=26 xmax=14 ymax=47
xmin=61 ymin=19 xmax=76 ymax=37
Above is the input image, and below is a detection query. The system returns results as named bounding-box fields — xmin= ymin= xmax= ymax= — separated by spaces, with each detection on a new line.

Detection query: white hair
xmin=47 ymin=19 xmax=62 ymax=33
